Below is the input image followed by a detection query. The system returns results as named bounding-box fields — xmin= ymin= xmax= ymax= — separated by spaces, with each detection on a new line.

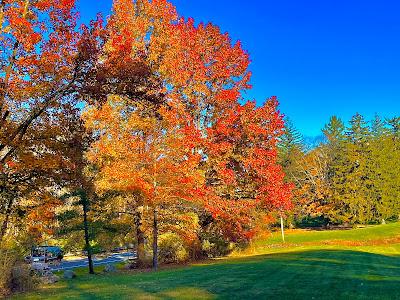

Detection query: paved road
xmin=50 ymin=252 xmax=136 ymax=271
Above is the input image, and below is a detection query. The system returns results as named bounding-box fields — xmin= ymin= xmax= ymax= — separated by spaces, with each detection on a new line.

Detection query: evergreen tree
xmin=372 ymin=117 xmax=400 ymax=221
xmin=323 ymin=116 xmax=346 ymax=145
xmin=387 ymin=117 xmax=400 ymax=139
xmin=278 ymin=117 xmax=304 ymax=182
xmin=278 ymin=118 xmax=305 ymax=224
xmin=292 ymin=114 xmax=400 ymax=225
xmin=343 ymin=113 xmax=375 ymax=223
xmin=371 ymin=114 xmax=387 ymax=138
xmin=322 ymin=116 xmax=350 ymax=223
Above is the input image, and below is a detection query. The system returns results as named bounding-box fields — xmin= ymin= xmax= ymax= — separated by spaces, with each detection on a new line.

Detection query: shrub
xmin=11 ymin=264 xmax=39 ymax=293
xmin=158 ymin=233 xmax=188 ymax=264
xmin=197 ymin=212 xmax=238 ymax=258
xmin=0 ymin=233 xmax=46 ymax=297
xmin=201 ymin=238 xmax=232 ymax=258
xmin=0 ymin=248 xmax=18 ymax=297
xmin=295 ymin=215 xmax=330 ymax=228
xmin=200 ymin=230 xmax=232 ymax=258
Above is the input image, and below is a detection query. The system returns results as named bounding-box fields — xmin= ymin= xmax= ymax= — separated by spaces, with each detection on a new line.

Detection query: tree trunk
xmin=134 ymin=209 xmax=145 ymax=267
xmin=83 ymin=196 xmax=94 ymax=275
xmin=280 ymin=215 xmax=285 ymax=243
xmin=152 ymin=207 xmax=158 ymax=271
xmin=0 ymin=196 xmax=14 ymax=241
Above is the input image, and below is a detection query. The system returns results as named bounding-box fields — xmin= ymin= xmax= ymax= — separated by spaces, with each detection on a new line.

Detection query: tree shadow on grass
xmin=14 ymin=250 xmax=400 ymax=300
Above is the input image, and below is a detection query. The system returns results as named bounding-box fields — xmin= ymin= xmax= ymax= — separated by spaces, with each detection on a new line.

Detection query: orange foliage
xmin=84 ymin=96 xmax=204 ymax=210
xmin=82 ymin=0 xmax=292 ymax=244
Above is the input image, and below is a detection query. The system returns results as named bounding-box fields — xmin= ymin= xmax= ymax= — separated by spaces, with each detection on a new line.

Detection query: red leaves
xmin=204 ymin=97 xmax=293 ymax=240
xmin=35 ymin=1 xmax=52 ymax=11
xmin=35 ymin=0 xmax=74 ymax=11
xmin=204 ymin=196 xmax=257 ymax=242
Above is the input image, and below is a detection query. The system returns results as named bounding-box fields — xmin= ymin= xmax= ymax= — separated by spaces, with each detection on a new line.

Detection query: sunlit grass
xmin=236 ymin=222 xmax=400 ymax=257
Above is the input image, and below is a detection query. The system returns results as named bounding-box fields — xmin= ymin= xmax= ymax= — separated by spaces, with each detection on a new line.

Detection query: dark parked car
xmin=25 ymin=246 xmax=64 ymax=263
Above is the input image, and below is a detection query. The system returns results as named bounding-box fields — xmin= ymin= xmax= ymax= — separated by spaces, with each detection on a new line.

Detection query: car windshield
xmin=32 ymin=247 xmax=60 ymax=257
xmin=32 ymin=248 xmax=46 ymax=256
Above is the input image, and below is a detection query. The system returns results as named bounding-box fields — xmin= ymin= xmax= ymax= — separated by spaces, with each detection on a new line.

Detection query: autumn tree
xmin=84 ymin=96 xmax=204 ymax=270
xmin=54 ymin=111 xmax=101 ymax=274
xmin=84 ymin=0 xmax=293 ymax=249
xmin=0 ymin=0 xmax=81 ymax=244
xmin=204 ymin=98 xmax=292 ymax=242
xmin=290 ymin=146 xmax=333 ymax=227
xmin=0 ymin=103 xmax=87 ymax=244
xmin=0 ymin=0 xmax=78 ymax=164
xmin=78 ymin=0 xmax=256 ymax=264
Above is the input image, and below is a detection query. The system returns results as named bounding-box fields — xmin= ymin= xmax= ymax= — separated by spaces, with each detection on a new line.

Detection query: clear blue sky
xmin=77 ymin=0 xmax=400 ymax=136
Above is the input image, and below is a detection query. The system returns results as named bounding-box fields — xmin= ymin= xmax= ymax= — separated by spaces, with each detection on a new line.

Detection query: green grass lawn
xmin=13 ymin=222 xmax=400 ymax=300
xmin=239 ymin=221 xmax=400 ymax=256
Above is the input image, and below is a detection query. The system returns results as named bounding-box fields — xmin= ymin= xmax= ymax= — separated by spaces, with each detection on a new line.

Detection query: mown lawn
xmin=13 ymin=223 xmax=400 ymax=300
xmin=240 ymin=221 xmax=400 ymax=256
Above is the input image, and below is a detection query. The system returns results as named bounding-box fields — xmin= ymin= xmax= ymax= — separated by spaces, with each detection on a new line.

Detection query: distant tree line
xmin=280 ymin=114 xmax=400 ymax=226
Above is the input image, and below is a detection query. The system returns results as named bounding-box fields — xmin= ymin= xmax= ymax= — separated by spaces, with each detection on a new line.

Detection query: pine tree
xmin=321 ymin=116 xmax=350 ymax=223
xmin=295 ymin=114 xmax=400 ymax=225
xmin=373 ymin=117 xmax=400 ymax=221
xmin=343 ymin=113 xmax=375 ymax=223
xmin=371 ymin=114 xmax=387 ymax=138
xmin=278 ymin=118 xmax=304 ymax=183
xmin=323 ymin=116 xmax=346 ymax=145
xmin=277 ymin=118 xmax=304 ymax=225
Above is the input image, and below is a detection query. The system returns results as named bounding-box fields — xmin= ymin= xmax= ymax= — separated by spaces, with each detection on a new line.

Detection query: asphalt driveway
xmin=50 ymin=252 xmax=136 ymax=271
